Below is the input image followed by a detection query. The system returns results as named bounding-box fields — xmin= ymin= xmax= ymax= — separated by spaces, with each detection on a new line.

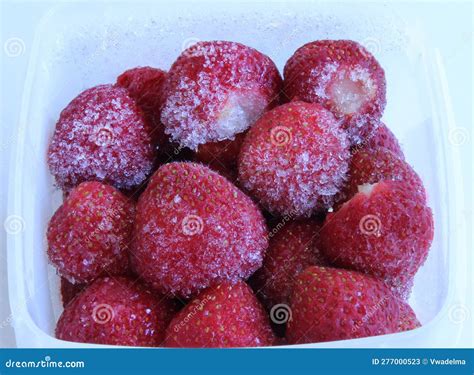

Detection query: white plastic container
xmin=7 ymin=1 xmax=467 ymax=347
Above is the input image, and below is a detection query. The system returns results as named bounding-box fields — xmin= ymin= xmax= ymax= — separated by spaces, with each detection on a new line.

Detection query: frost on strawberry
xmin=47 ymin=181 xmax=134 ymax=284
xmin=284 ymin=40 xmax=386 ymax=145
xmin=131 ymin=162 xmax=268 ymax=298
xmin=161 ymin=41 xmax=282 ymax=150
xmin=56 ymin=277 xmax=175 ymax=346
xmin=238 ymin=101 xmax=350 ymax=217
xmin=320 ymin=181 xmax=434 ymax=299
xmin=335 ymin=147 xmax=426 ymax=207
xmin=47 ymin=84 xmax=156 ymax=192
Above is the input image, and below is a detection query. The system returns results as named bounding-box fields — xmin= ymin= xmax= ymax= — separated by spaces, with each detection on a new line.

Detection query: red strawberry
xmin=320 ymin=181 xmax=434 ymax=299
xmin=165 ymin=281 xmax=275 ymax=347
xmin=131 ymin=162 xmax=268 ymax=298
xmin=397 ymin=301 xmax=421 ymax=332
xmin=336 ymin=147 xmax=426 ymax=207
xmin=195 ymin=131 xmax=247 ymax=181
xmin=116 ymin=66 xmax=168 ymax=148
xmin=48 ymin=84 xmax=155 ymax=192
xmin=161 ymin=41 xmax=282 ymax=150
xmin=60 ymin=277 xmax=87 ymax=307
xmin=286 ymin=266 xmax=399 ymax=344
xmin=252 ymin=220 xmax=328 ymax=309
xmin=56 ymin=277 xmax=175 ymax=346
xmin=354 ymin=122 xmax=404 ymax=158
xmin=238 ymin=101 xmax=350 ymax=217
xmin=47 ymin=181 xmax=134 ymax=284
xmin=116 ymin=67 xmax=167 ymax=122
xmin=284 ymin=40 xmax=386 ymax=145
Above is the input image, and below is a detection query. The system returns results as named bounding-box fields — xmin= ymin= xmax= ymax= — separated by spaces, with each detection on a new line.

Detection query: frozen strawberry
xmin=339 ymin=148 xmax=426 ymax=206
xmin=117 ymin=66 xmax=168 ymax=147
xmin=397 ymin=301 xmax=421 ymax=332
xmin=160 ymin=41 xmax=282 ymax=150
xmin=116 ymin=67 xmax=167 ymax=121
xmin=60 ymin=277 xmax=86 ymax=307
xmin=195 ymin=131 xmax=246 ymax=180
xmin=286 ymin=266 xmax=399 ymax=344
xmin=165 ymin=281 xmax=275 ymax=347
xmin=387 ymin=276 xmax=416 ymax=301
xmin=47 ymin=181 xmax=134 ymax=284
xmin=56 ymin=277 xmax=174 ymax=346
xmin=131 ymin=162 xmax=268 ymax=298
xmin=238 ymin=101 xmax=350 ymax=217
xmin=48 ymin=84 xmax=155 ymax=192
xmin=252 ymin=220 xmax=328 ymax=309
xmin=284 ymin=40 xmax=386 ymax=145
xmin=320 ymin=181 xmax=434 ymax=299
xmin=355 ymin=122 xmax=404 ymax=158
